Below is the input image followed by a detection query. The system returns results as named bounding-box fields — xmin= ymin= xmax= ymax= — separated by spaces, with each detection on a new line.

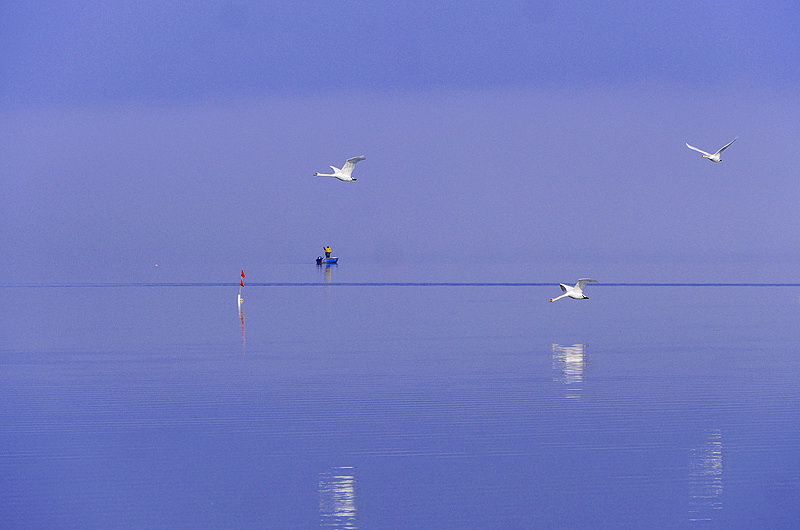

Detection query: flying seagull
xmin=549 ymin=279 xmax=598 ymax=302
xmin=685 ymin=137 xmax=737 ymax=162
xmin=314 ymin=155 xmax=366 ymax=181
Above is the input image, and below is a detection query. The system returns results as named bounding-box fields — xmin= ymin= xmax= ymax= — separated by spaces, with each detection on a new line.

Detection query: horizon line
xmin=3 ymin=282 xmax=799 ymax=288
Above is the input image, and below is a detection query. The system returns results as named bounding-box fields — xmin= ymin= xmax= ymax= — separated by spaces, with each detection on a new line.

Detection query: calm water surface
xmin=1 ymin=268 xmax=799 ymax=527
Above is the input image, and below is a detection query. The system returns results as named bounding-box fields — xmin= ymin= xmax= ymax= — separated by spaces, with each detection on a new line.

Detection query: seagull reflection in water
xmin=689 ymin=429 xmax=723 ymax=522
xmin=319 ymin=466 xmax=357 ymax=529
xmin=551 ymin=344 xmax=587 ymax=400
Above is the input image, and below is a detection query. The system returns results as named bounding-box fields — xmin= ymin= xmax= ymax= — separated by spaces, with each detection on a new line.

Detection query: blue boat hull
xmin=316 ymin=257 xmax=339 ymax=264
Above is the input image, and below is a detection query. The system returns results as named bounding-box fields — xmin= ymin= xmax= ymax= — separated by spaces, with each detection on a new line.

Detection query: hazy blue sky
xmin=2 ymin=1 xmax=799 ymax=282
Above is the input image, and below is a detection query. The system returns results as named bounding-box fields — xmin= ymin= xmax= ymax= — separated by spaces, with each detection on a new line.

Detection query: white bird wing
xmin=575 ymin=278 xmax=597 ymax=290
xmin=685 ymin=143 xmax=712 ymax=157
xmin=714 ymin=137 xmax=737 ymax=155
xmin=340 ymin=155 xmax=366 ymax=176
xmin=559 ymin=284 xmax=569 ymax=292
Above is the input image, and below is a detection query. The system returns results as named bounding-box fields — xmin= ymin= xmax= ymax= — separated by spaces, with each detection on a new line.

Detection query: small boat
xmin=316 ymin=256 xmax=339 ymax=265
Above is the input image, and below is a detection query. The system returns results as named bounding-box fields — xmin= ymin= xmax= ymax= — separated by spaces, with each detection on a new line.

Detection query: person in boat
xmin=316 ymin=256 xmax=323 ymax=265
xmin=324 ymin=246 xmax=332 ymax=258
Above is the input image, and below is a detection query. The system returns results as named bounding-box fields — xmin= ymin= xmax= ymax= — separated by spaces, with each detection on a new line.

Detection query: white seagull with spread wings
xmin=685 ymin=138 xmax=737 ymax=163
xmin=314 ymin=155 xmax=366 ymax=181
xmin=549 ymin=279 xmax=598 ymax=302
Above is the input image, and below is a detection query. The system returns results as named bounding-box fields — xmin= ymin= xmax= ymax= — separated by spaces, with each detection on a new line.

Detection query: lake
xmin=1 ymin=265 xmax=799 ymax=527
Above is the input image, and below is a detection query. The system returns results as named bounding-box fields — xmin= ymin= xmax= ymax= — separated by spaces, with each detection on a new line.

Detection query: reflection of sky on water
xmin=689 ymin=429 xmax=723 ymax=522
xmin=3 ymin=284 xmax=799 ymax=526
xmin=551 ymin=344 xmax=586 ymax=400
xmin=319 ymin=466 xmax=357 ymax=529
